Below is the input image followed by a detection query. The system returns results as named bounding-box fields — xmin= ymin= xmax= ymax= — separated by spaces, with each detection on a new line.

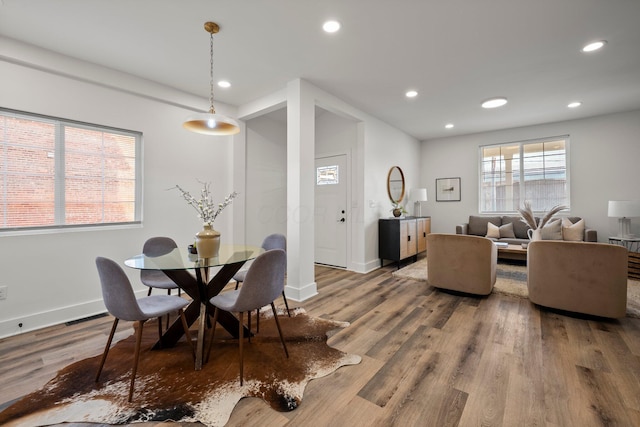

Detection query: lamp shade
xmin=183 ymin=21 xmax=240 ymax=136
xmin=411 ymin=188 xmax=428 ymax=202
xmin=608 ymin=200 xmax=640 ymax=218
xmin=183 ymin=112 xmax=240 ymax=135
xmin=412 ymin=188 xmax=428 ymax=217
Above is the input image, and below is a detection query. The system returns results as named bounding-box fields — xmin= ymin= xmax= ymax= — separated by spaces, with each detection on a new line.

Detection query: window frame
xmin=1 ymin=107 xmax=143 ymax=235
xmin=478 ymin=135 xmax=570 ymax=215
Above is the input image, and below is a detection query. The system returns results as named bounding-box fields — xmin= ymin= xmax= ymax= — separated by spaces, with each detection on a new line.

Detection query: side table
xmin=609 ymin=237 xmax=640 ymax=280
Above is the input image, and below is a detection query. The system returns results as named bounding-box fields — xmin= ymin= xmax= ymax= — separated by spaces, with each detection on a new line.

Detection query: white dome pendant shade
xmin=183 ymin=21 xmax=240 ymax=136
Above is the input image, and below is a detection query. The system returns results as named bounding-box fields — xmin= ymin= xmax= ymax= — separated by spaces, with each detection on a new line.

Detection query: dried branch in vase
xmin=518 ymin=201 xmax=567 ymax=230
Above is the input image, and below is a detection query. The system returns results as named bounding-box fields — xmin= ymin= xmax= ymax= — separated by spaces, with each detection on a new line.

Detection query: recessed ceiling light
xmin=217 ymin=80 xmax=231 ymax=88
xmin=323 ymin=20 xmax=341 ymax=33
xmin=582 ymin=40 xmax=606 ymax=53
xmin=481 ymin=97 xmax=508 ymax=109
xmin=445 ymin=123 xmax=454 ymax=129
xmin=405 ymin=90 xmax=418 ymax=98
xmin=567 ymin=101 xmax=582 ymax=108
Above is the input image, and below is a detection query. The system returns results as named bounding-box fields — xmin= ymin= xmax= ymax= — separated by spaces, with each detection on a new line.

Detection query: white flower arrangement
xmin=174 ymin=181 xmax=238 ymax=226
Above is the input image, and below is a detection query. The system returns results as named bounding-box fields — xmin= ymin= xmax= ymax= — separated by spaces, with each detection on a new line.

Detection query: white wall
xmin=245 ymin=114 xmax=287 ymax=245
xmin=420 ymin=109 xmax=640 ymax=240
xmin=316 ymin=109 xmax=358 ymax=156
xmin=0 ymin=39 xmax=239 ymax=338
xmin=362 ymin=119 xmax=422 ymax=270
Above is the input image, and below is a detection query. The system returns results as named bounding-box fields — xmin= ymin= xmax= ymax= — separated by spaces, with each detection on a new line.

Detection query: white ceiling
xmin=1 ymin=0 xmax=639 ymax=140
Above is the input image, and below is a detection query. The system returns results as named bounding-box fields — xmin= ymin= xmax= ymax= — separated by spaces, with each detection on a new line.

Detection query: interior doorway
xmin=314 ymin=154 xmax=347 ymax=268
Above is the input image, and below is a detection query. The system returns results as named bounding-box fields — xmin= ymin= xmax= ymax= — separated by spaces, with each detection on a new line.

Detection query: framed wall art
xmin=436 ymin=177 xmax=461 ymax=202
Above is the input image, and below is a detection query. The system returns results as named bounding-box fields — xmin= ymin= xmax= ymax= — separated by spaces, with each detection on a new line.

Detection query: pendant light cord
xmin=209 ymin=31 xmax=216 ymax=114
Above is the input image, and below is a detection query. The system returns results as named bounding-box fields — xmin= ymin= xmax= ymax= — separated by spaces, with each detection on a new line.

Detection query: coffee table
xmin=496 ymin=243 xmax=528 ymax=262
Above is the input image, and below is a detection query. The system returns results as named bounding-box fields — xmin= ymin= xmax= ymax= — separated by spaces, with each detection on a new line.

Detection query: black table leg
xmin=154 ymin=261 xmax=249 ymax=351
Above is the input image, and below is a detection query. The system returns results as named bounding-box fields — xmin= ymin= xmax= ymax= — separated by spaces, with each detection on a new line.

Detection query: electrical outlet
xmin=0 ymin=285 xmax=7 ymax=300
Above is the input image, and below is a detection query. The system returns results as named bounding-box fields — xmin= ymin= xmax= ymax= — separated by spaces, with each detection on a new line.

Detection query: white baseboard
xmin=360 ymin=259 xmax=382 ymax=273
xmin=0 ymin=289 xmax=147 ymax=340
xmin=0 ymin=299 xmax=107 ymax=340
xmin=284 ymin=281 xmax=318 ymax=302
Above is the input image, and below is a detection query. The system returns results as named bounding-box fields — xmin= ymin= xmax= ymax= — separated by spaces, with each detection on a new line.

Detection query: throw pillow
xmin=540 ymin=219 xmax=563 ymax=240
xmin=502 ymin=216 xmax=530 ymax=239
xmin=562 ymin=217 xmax=585 ymax=241
xmin=499 ymin=222 xmax=516 ymax=238
xmin=469 ymin=216 xmax=501 ymax=236
xmin=486 ymin=222 xmax=501 ymax=239
xmin=486 ymin=222 xmax=515 ymax=239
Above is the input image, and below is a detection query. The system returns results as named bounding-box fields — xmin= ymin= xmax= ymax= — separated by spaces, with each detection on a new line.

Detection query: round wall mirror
xmin=387 ymin=166 xmax=405 ymax=203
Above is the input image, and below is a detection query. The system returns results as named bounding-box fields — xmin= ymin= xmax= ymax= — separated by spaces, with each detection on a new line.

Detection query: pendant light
xmin=183 ymin=21 xmax=240 ymax=135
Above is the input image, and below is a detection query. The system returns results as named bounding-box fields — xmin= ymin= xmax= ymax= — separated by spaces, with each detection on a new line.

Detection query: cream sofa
xmin=527 ymin=240 xmax=628 ymax=318
xmin=426 ymin=233 xmax=497 ymax=296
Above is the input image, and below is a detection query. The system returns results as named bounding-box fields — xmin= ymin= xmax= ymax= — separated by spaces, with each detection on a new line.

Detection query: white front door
xmin=314 ymin=155 xmax=347 ymax=268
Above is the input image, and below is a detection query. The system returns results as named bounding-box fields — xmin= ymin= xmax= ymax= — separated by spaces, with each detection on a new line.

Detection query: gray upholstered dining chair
xmin=141 ymin=237 xmax=182 ymax=331
xmin=141 ymin=237 xmax=181 ymax=296
xmin=206 ymin=249 xmax=289 ymax=385
xmin=234 ymin=233 xmax=291 ymax=325
xmin=95 ymin=256 xmax=194 ymax=402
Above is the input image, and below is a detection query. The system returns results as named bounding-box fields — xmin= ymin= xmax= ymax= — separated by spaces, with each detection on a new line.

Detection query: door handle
xmin=338 ymin=218 xmax=345 ymax=222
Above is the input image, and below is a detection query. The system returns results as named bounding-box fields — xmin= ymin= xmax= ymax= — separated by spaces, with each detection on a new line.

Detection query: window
xmin=479 ymin=136 xmax=569 ymax=213
xmin=316 ymin=165 xmax=339 ymax=185
xmin=1 ymin=108 xmax=141 ymax=232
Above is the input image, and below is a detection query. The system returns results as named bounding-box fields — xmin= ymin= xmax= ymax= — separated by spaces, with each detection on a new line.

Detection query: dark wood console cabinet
xmin=379 ymin=216 xmax=431 ymax=268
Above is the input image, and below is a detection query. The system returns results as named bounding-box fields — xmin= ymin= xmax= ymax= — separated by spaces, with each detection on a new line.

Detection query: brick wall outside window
xmin=1 ymin=109 xmax=141 ymax=231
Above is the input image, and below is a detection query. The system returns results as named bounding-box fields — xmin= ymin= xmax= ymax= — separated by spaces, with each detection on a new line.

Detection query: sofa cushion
xmin=562 ymin=217 xmax=585 ymax=241
xmin=501 ymin=216 xmax=532 ymax=239
xmin=486 ymin=222 xmax=516 ymax=239
xmin=468 ymin=216 xmax=502 ymax=236
xmin=500 ymin=222 xmax=515 ymax=238
xmin=541 ymin=219 xmax=563 ymax=240
xmin=486 ymin=222 xmax=501 ymax=239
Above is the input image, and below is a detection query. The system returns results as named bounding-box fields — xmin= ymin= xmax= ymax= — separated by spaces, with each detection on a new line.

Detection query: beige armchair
xmin=426 ymin=233 xmax=497 ymax=295
xmin=527 ymin=240 xmax=628 ymax=318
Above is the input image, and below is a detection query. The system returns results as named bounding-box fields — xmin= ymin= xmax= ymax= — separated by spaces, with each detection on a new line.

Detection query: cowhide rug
xmin=0 ymin=307 xmax=360 ymax=427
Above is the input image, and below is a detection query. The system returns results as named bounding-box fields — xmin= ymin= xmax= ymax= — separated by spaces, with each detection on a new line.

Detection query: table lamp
xmin=608 ymin=200 xmax=640 ymax=238
xmin=411 ymin=188 xmax=428 ymax=217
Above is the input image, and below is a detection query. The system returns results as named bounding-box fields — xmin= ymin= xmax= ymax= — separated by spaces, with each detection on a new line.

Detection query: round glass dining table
xmin=125 ymin=244 xmax=263 ymax=370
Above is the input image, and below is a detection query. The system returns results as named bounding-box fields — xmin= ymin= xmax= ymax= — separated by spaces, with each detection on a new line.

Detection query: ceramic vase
xmin=195 ymin=224 xmax=221 ymax=258
xmin=527 ymin=228 xmax=542 ymax=241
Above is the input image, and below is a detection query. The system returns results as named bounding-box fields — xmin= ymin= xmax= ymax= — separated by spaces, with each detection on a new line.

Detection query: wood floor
xmin=3 ymin=260 xmax=640 ymax=426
